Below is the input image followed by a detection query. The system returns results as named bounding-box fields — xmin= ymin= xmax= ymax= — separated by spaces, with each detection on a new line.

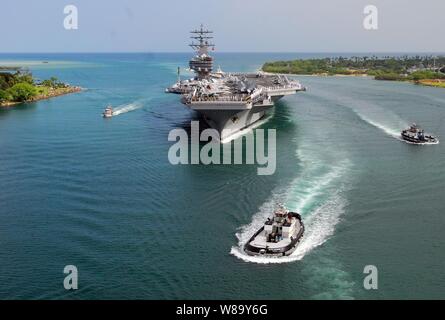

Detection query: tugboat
xmin=401 ymin=123 xmax=438 ymax=144
xmin=244 ymin=205 xmax=304 ymax=257
xmin=102 ymin=106 xmax=113 ymax=118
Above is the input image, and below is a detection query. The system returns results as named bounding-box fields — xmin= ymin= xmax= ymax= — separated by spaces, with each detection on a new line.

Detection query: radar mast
xmin=189 ymin=24 xmax=214 ymax=79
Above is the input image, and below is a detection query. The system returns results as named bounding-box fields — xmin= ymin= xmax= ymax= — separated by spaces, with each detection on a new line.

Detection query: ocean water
xmin=0 ymin=53 xmax=444 ymax=299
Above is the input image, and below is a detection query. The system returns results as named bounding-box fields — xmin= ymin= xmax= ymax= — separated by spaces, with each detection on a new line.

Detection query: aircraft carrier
xmin=166 ymin=25 xmax=305 ymax=142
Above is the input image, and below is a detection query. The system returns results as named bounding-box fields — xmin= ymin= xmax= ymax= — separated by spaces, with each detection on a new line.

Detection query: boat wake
xmin=112 ymin=101 xmax=143 ymax=116
xmin=231 ymin=146 xmax=352 ymax=264
xmin=353 ymin=111 xmax=403 ymax=139
xmin=316 ymin=90 xmax=407 ymax=141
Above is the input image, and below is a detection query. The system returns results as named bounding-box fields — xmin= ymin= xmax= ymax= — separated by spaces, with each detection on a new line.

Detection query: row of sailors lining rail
xmin=225 ymin=75 xmax=300 ymax=92
xmin=226 ymin=72 xmax=288 ymax=81
xmin=188 ymin=88 xmax=265 ymax=103
xmin=189 ymin=94 xmax=252 ymax=103
xmin=262 ymin=83 xmax=302 ymax=91
xmin=186 ymin=95 xmax=270 ymax=105
xmin=227 ymin=73 xmax=292 ymax=85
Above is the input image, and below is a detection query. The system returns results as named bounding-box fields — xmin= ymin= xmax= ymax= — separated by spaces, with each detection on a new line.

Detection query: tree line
xmin=262 ymin=55 xmax=445 ymax=81
xmin=0 ymin=68 xmax=67 ymax=103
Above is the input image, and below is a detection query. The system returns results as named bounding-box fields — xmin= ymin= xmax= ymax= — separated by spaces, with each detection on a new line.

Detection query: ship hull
xmin=271 ymin=95 xmax=284 ymax=102
xmin=186 ymin=101 xmax=274 ymax=142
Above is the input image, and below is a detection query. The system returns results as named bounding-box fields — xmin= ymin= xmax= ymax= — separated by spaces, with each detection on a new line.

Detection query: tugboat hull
xmin=244 ymin=227 xmax=304 ymax=257
xmin=400 ymin=124 xmax=439 ymax=144
xmin=244 ymin=212 xmax=304 ymax=257
xmin=401 ymin=132 xmax=438 ymax=144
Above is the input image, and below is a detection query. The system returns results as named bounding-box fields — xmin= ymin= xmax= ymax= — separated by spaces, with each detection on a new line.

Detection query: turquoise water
xmin=0 ymin=53 xmax=444 ymax=299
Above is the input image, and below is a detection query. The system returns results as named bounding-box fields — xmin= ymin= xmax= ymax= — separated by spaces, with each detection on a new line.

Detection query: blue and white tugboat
xmin=244 ymin=205 xmax=304 ymax=257
xmin=401 ymin=123 xmax=438 ymax=144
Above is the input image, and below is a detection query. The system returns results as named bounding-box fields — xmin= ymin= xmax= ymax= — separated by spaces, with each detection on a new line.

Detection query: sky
xmin=1 ymin=0 xmax=444 ymax=53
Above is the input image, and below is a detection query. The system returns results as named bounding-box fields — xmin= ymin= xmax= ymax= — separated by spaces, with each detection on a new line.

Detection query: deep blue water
xmin=0 ymin=53 xmax=444 ymax=299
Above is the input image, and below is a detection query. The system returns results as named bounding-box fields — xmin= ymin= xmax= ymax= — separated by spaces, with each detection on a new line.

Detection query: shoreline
xmin=261 ymin=55 xmax=445 ymax=89
xmin=416 ymin=79 xmax=445 ymax=88
xmin=262 ymin=70 xmax=445 ymax=88
xmin=0 ymin=86 xmax=83 ymax=108
xmin=261 ymin=70 xmax=371 ymax=77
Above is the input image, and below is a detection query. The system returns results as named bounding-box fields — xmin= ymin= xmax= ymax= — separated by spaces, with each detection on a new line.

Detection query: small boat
xmin=103 ymin=106 xmax=113 ymax=118
xmin=244 ymin=204 xmax=304 ymax=257
xmin=401 ymin=123 xmax=438 ymax=144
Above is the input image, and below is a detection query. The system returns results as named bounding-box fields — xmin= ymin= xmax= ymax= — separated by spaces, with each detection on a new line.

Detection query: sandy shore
xmin=417 ymin=79 xmax=445 ymax=88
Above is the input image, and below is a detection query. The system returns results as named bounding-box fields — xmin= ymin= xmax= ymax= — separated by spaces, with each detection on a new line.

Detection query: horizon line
xmin=1 ymin=51 xmax=445 ymax=55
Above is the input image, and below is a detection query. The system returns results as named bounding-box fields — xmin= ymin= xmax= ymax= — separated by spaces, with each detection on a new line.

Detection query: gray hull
xmin=193 ymin=106 xmax=271 ymax=142
xmin=187 ymin=92 xmax=291 ymax=142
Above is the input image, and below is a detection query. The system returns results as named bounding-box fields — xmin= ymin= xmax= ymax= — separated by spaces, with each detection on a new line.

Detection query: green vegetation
xmin=41 ymin=76 xmax=69 ymax=89
xmin=262 ymin=55 xmax=445 ymax=87
xmin=7 ymin=82 xmax=37 ymax=101
xmin=0 ymin=89 xmax=12 ymax=103
xmin=0 ymin=69 xmax=38 ymax=103
xmin=263 ymin=58 xmax=368 ymax=75
xmin=0 ymin=69 xmax=34 ymax=89
xmin=372 ymin=70 xmax=445 ymax=81
xmin=0 ymin=68 xmax=78 ymax=106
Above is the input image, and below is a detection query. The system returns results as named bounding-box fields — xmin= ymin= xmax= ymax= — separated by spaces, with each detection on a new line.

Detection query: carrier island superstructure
xmin=166 ymin=25 xmax=305 ymax=142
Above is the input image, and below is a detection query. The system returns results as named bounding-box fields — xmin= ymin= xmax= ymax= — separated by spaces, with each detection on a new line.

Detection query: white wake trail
xmin=336 ymin=95 xmax=407 ymax=141
xmin=314 ymin=89 xmax=408 ymax=141
xmin=353 ymin=111 xmax=403 ymax=139
xmin=112 ymin=101 xmax=143 ymax=116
